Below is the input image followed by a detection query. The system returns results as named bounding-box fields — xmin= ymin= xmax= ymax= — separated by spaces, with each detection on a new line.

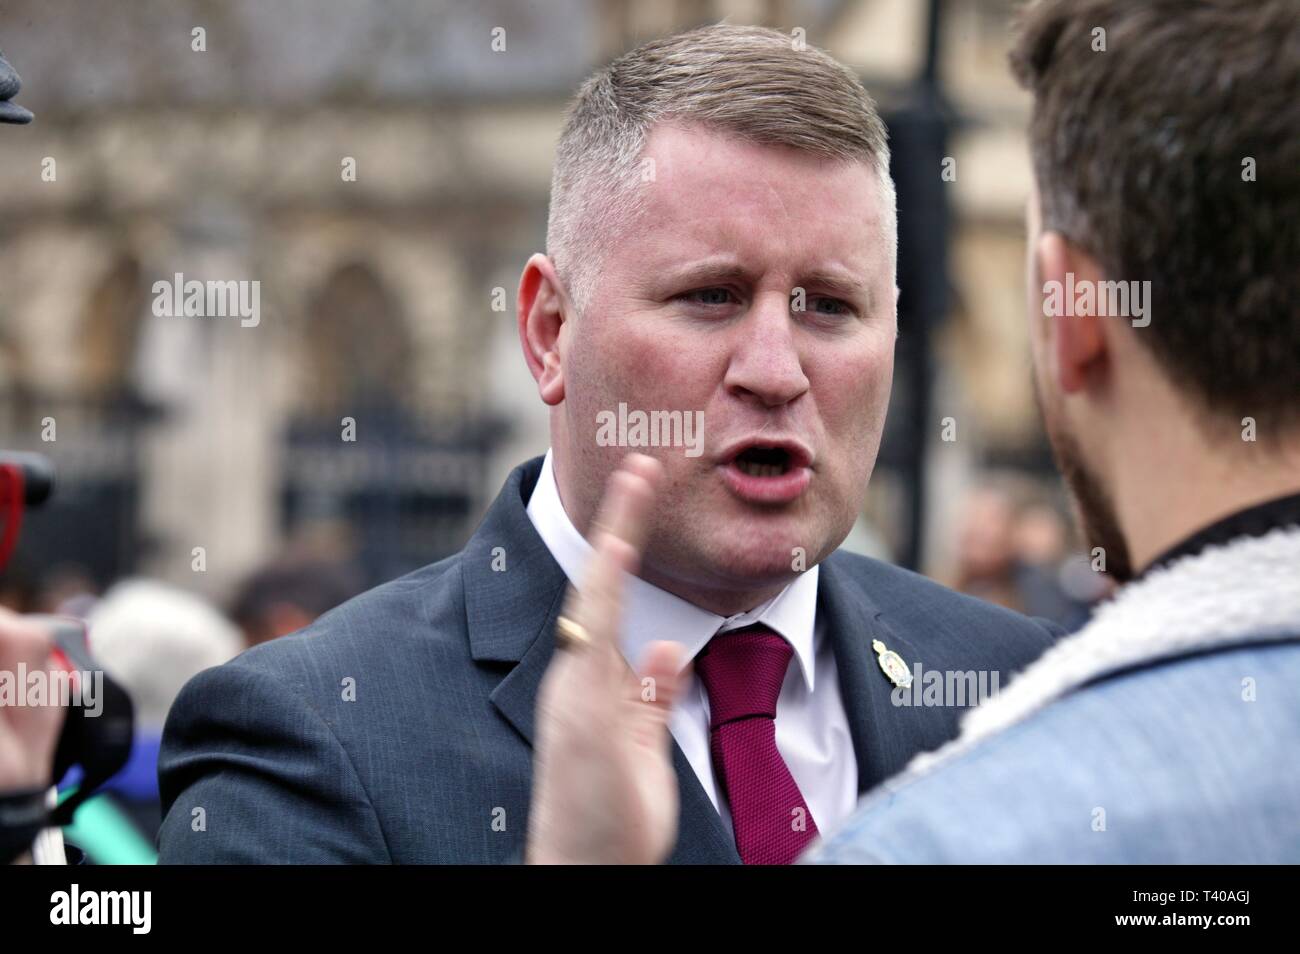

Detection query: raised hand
xmin=526 ymin=453 xmax=686 ymax=865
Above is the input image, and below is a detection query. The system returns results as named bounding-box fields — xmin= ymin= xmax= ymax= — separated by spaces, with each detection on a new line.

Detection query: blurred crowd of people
xmin=948 ymin=480 xmax=1110 ymax=632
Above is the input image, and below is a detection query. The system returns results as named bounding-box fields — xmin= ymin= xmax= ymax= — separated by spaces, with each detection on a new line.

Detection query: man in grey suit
xmin=157 ymin=25 xmax=1062 ymax=864
xmin=526 ymin=0 xmax=1300 ymax=864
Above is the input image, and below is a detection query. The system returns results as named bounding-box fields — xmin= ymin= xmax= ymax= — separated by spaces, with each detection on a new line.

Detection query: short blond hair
xmin=547 ymin=23 xmax=896 ymax=312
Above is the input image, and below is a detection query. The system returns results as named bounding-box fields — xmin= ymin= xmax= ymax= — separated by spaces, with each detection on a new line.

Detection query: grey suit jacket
xmin=157 ymin=456 xmax=1060 ymax=863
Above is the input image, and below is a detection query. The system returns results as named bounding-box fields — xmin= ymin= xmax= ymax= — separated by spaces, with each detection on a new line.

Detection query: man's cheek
xmin=596 ymin=328 xmax=683 ymax=389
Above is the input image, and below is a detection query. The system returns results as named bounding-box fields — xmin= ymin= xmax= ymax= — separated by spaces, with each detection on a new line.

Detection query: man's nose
xmin=722 ymin=292 xmax=810 ymax=408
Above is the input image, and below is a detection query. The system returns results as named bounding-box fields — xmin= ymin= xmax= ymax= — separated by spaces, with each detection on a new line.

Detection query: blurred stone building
xmin=0 ymin=0 xmax=1046 ymax=600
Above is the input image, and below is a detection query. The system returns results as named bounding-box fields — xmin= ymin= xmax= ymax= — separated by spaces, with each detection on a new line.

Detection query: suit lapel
xmin=666 ymin=745 xmax=742 ymax=864
xmin=818 ymin=557 xmax=929 ymax=792
xmin=467 ymin=457 xmax=740 ymax=864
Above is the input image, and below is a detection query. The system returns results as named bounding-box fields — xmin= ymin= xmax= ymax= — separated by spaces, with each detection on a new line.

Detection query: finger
xmin=635 ymin=640 xmax=687 ymax=709
xmin=629 ymin=640 xmax=687 ymax=749
xmin=588 ymin=453 xmax=664 ymax=561
xmin=572 ymin=457 xmax=662 ymax=654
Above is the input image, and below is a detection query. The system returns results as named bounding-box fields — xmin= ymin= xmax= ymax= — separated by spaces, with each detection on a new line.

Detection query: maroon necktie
xmin=695 ymin=624 xmax=819 ymax=864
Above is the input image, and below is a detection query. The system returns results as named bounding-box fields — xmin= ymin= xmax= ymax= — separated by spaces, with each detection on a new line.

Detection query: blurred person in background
xmin=59 ymin=580 xmax=242 ymax=862
xmin=1012 ymin=501 xmax=1067 ymax=567
xmin=33 ymin=562 xmax=99 ymax=619
xmin=952 ymin=484 xmax=1021 ymax=609
xmin=0 ymin=565 xmax=36 ymax=614
xmin=952 ymin=483 xmax=1094 ymax=629
xmin=1013 ymin=500 xmax=1103 ymax=631
xmin=229 ymin=558 xmax=363 ymax=648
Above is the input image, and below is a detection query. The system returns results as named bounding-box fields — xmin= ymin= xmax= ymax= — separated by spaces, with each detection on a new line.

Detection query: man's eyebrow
xmin=658 ymin=260 xmax=755 ymax=288
xmin=801 ymin=270 xmax=868 ymax=298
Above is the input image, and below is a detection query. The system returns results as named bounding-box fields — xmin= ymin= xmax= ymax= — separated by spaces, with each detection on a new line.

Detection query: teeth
xmin=736 ymin=460 xmax=786 ymax=477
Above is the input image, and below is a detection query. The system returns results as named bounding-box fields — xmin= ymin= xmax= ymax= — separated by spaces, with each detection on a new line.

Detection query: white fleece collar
xmin=905 ymin=524 xmax=1300 ymax=777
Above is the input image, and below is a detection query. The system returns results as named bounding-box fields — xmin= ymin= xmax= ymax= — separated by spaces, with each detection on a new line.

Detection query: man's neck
xmin=636 ymin=560 xmax=791 ymax=618
xmin=1113 ymin=428 xmax=1300 ymax=575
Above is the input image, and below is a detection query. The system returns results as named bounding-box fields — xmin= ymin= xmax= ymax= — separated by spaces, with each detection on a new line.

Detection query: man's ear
xmin=1035 ymin=231 xmax=1109 ymax=395
xmin=517 ymin=253 xmax=570 ymax=406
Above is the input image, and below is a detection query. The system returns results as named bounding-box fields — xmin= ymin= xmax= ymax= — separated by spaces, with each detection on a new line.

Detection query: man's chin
xmin=665 ymin=516 xmax=834 ymax=586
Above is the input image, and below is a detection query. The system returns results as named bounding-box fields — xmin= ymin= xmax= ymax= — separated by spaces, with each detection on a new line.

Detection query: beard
xmin=1035 ymin=384 xmax=1135 ymax=584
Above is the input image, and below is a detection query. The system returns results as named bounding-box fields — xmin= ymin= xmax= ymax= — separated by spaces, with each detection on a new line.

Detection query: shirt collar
xmin=525 ymin=449 xmax=820 ymax=691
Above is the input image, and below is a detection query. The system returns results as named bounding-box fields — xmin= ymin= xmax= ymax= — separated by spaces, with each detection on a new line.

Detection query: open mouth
xmin=719 ymin=440 xmax=813 ymax=504
xmin=732 ymin=445 xmax=794 ymax=478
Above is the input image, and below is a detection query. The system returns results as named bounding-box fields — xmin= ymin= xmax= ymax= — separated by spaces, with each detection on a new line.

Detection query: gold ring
xmin=555 ymin=615 xmax=593 ymax=651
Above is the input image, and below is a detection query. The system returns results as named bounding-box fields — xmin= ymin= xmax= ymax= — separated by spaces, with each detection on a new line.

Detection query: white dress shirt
xmin=526 ymin=449 xmax=859 ymax=837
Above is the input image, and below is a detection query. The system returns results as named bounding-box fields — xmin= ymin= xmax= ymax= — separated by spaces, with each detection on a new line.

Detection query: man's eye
xmin=806 ymin=296 xmax=851 ymax=316
xmin=681 ymin=288 xmax=737 ymax=307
